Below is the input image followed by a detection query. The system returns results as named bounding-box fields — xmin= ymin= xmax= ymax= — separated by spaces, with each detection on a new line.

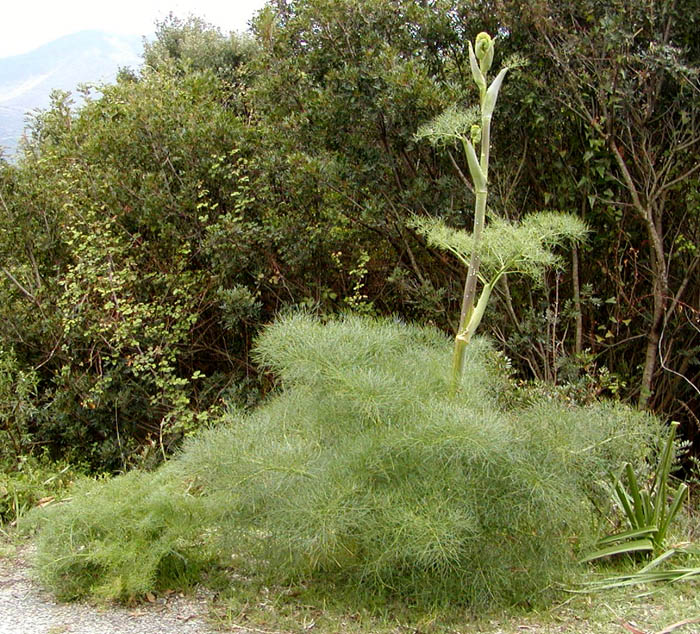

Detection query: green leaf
xmin=638 ymin=549 xmax=679 ymax=574
xmin=468 ymin=40 xmax=486 ymax=93
xmin=596 ymin=526 xmax=657 ymax=548
xmin=581 ymin=538 xmax=654 ymax=563
xmin=483 ymin=68 xmax=508 ymax=118
xmin=613 ymin=475 xmax=639 ymax=528
xmin=656 ymin=483 xmax=688 ymax=545
xmin=624 ymin=462 xmax=647 ymax=527
xmin=464 ymin=138 xmax=485 ymax=189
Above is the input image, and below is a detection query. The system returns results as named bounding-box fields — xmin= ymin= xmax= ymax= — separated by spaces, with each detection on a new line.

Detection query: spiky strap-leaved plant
xmin=583 ymin=421 xmax=688 ymax=562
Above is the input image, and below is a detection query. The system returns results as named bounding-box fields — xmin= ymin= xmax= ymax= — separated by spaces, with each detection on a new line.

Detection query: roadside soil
xmin=2 ymin=540 xmax=699 ymax=634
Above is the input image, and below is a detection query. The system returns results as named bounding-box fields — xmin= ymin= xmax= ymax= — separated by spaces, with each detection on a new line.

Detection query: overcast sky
xmin=0 ymin=0 xmax=270 ymax=58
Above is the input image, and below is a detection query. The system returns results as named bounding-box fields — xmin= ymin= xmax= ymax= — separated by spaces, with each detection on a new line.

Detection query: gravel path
xmin=0 ymin=544 xmax=222 ymax=634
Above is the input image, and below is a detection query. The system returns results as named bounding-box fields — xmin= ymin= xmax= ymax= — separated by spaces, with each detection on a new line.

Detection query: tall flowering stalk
xmin=415 ymin=34 xmax=585 ymax=395
xmin=453 ymin=33 xmax=508 ymax=392
xmin=415 ymin=32 xmax=510 ymax=395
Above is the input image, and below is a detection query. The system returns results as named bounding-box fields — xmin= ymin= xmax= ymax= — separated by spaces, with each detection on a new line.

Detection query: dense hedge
xmin=0 ymin=1 xmax=697 ymax=469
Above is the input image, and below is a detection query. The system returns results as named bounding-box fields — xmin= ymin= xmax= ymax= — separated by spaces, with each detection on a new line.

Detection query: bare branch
xmin=1 ymin=266 xmax=36 ymax=303
xmin=447 ymin=149 xmax=474 ymax=194
xmin=659 ymin=321 xmax=700 ymax=400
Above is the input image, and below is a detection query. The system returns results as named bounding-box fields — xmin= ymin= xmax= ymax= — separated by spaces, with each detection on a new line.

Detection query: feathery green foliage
xmin=32 ymin=467 xmax=219 ymax=601
xmin=414 ymin=105 xmax=480 ymax=148
xmin=412 ymin=210 xmax=586 ymax=393
xmin=411 ymin=212 xmax=588 ymax=282
xmin=31 ymin=314 xmax=659 ymax=609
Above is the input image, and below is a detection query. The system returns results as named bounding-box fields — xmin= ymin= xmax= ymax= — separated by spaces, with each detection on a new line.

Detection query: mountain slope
xmin=0 ymin=31 xmax=143 ymax=157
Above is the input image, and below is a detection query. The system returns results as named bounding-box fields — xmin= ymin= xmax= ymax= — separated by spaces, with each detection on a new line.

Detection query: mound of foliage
xmin=32 ymin=314 xmax=659 ymax=609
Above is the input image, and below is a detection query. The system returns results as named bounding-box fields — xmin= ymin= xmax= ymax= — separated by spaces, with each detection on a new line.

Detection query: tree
xmin=2 ymin=0 xmax=698 ymax=468
xmin=526 ymin=0 xmax=700 ymax=410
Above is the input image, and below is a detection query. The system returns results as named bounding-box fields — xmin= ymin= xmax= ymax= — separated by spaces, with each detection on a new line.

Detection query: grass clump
xmin=31 ymin=314 xmax=658 ymax=610
xmin=0 ymin=456 xmax=83 ymax=529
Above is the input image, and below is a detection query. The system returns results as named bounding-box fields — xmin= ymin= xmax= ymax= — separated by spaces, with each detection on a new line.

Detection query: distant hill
xmin=0 ymin=31 xmax=144 ymax=158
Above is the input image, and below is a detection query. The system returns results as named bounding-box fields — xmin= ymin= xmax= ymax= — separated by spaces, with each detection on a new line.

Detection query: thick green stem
xmin=480 ymin=114 xmax=492 ymax=179
xmin=453 ymin=103 xmax=493 ymax=392
xmin=451 ymin=280 xmax=494 ymax=395
xmin=457 ymin=188 xmax=487 ymax=333
xmin=451 ymin=336 xmax=468 ymax=397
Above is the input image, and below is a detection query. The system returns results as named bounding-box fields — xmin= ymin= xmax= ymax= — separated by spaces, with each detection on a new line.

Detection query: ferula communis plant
xmin=414 ymin=33 xmax=584 ymax=395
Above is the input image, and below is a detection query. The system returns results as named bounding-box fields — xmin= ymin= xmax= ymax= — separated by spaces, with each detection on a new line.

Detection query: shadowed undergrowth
xmin=30 ymin=314 xmax=658 ymax=609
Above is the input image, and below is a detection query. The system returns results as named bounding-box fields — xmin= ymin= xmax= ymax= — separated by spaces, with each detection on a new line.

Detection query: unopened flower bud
xmin=475 ymin=32 xmax=494 ymax=75
xmin=470 ymin=124 xmax=481 ymax=146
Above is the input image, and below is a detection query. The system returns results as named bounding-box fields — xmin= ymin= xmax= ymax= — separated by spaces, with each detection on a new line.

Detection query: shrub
xmin=32 ymin=314 xmax=658 ymax=609
xmin=0 ymin=346 xmax=38 ymax=463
